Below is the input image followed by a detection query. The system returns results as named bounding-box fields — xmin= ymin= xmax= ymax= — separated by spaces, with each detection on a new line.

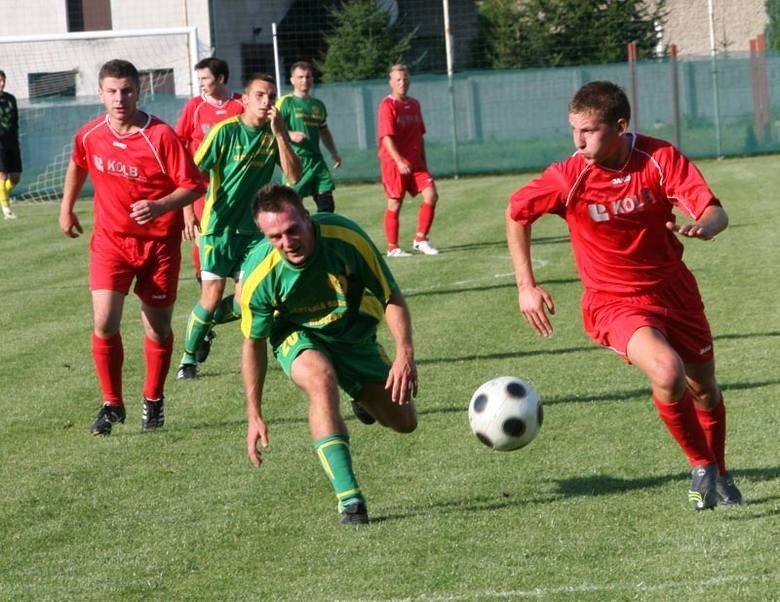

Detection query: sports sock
xmin=5 ymin=179 xmax=15 ymax=194
xmin=213 ymin=294 xmax=240 ymax=324
xmin=0 ymin=180 xmax=9 ymax=210
xmin=92 ymin=333 xmax=123 ymax=404
xmin=694 ymin=397 xmax=727 ymax=475
xmin=314 ymin=434 xmax=365 ymax=511
xmin=384 ymin=209 xmax=400 ymax=249
xmin=143 ymin=332 xmax=173 ymax=401
xmin=415 ymin=202 xmax=436 ymax=240
xmin=181 ymin=303 xmax=215 ymax=364
xmin=653 ymin=391 xmax=714 ymax=467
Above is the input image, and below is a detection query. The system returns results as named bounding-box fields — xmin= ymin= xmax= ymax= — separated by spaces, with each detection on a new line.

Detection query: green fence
xmin=15 ymin=51 xmax=780 ymax=201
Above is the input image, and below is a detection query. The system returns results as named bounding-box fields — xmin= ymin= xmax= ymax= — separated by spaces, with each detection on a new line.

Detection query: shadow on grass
xmin=405 ymin=277 xmax=580 ymax=299
xmin=417 ymin=343 xmax=598 ymax=365
xmin=441 ymin=234 xmax=569 ymax=253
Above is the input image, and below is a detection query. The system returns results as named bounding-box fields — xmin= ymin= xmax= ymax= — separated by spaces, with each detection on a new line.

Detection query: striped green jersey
xmin=240 ymin=212 xmax=399 ymax=342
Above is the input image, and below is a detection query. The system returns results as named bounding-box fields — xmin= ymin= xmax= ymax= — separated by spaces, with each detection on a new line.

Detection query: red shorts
xmin=582 ymin=272 xmax=714 ymax=364
xmin=380 ymin=160 xmax=434 ymax=200
xmin=89 ymin=231 xmax=181 ymax=307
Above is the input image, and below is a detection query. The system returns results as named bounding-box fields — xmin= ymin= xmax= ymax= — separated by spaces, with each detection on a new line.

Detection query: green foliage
xmin=320 ymin=0 xmax=415 ymax=83
xmin=475 ymin=0 xmax=668 ymax=69
xmin=766 ymin=0 xmax=780 ymax=49
xmin=1 ymin=159 xmax=779 ymax=599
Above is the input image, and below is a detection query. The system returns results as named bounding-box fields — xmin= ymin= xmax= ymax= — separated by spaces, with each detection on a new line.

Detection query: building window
xmin=28 ymin=71 xmax=77 ymax=99
xmin=67 ymin=0 xmax=112 ymax=32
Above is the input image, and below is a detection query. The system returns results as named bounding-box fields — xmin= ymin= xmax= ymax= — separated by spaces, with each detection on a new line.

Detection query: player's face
xmin=389 ymin=69 xmax=410 ymax=99
xmin=257 ymin=203 xmax=315 ymax=265
xmin=290 ymin=68 xmax=313 ymax=95
xmin=569 ymin=111 xmax=628 ymax=168
xmin=197 ymin=68 xmax=221 ymax=96
xmin=99 ymin=77 xmax=140 ymax=122
xmin=243 ymin=79 xmax=277 ymax=124
xmin=0 ymin=77 xmax=5 ymax=94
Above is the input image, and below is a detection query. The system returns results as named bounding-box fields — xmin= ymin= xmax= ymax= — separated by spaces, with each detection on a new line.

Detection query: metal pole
xmin=707 ymin=0 xmax=722 ymax=156
xmin=443 ymin=0 xmax=459 ymax=178
xmin=670 ymin=44 xmax=681 ymax=149
xmin=272 ymin=22 xmax=282 ymax=94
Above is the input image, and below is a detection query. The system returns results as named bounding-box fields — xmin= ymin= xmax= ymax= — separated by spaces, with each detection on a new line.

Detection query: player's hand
xmin=246 ymin=415 xmax=269 ymax=468
xmin=129 ymin=199 xmax=162 ymax=225
xmin=268 ymin=105 xmax=284 ymax=134
xmin=59 ymin=211 xmax=84 ymax=238
xmin=182 ymin=209 xmax=200 ymax=241
xmin=396 ymin=158 xmax=412 ymax=175
xmin=385 ymin=350 xmax=418 ymax=404
xmin=666 ymin=220 xmax=715 ymax=240
xmin=288 ymin=131 xmax=306 ymax=144
xmin=332 ymin=154 xmax=342 ymax=169
xmin=518 ymin=285 xmax=555 ymax=337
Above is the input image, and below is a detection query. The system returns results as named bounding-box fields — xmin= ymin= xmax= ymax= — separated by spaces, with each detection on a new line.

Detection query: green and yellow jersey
xmin=276 ymin=94 xmax=328 ymax=159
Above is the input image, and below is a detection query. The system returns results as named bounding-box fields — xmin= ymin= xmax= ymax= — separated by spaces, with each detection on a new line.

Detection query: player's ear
xmin=616 ymin=118 xmax=629 ymax=135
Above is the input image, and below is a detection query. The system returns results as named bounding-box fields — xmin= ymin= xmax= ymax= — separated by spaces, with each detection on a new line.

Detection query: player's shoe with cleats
xmin=387 ymin=247 xmax=412 ymax=258
xmin=412 ymin=238 xmax=439 ymax=255
xmin=141 ymin=398 xmax=165 ymax=432
xmin=688 ymin=463 xmax=718 ymax=511
xmin=716 ymin=472 xmax=743 ymax=505
xmin=3 ymin=208 xmax=17 ymax=220
xmin=176 ymin=363 xmax=197 ymax=380
xmin=195 ymin=330 xmax=217 ymax=363
xmin=351 ymin=399 xmax=376 ymax=425
xmin=340 ymin=501 xmax=369 ymax=525
xmin=90 ymin=403 xmax=126 ymax=436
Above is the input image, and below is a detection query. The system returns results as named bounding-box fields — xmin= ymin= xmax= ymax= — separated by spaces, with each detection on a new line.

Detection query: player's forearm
xmin=320 ymin=127 xmax=339 ymax=158
xmin=385 ymin=290 xmax=415 ymax=360
xmin=156 ymin=188 xmax=201 ymax=213
xmin=698 ymin=204 xmax=729 ymax=239
xmin=505 ymin=208 xmax=537 ymax=289
xmin=381 ymin=136 xmax=406 ymax=165
xmin=242 ymin=337 xmax=268 ymax=421
xmin=60 ymin=160 xmax=87 ymax=211
xmin=276 ymin=131 xmax=302 ymax=184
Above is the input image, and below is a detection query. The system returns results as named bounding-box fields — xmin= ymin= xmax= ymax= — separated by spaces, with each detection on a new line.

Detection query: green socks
xmin=314 ymin=434 xmax=365 ymax=511
xmin=181 ymin=303 xmax=215 ymax=364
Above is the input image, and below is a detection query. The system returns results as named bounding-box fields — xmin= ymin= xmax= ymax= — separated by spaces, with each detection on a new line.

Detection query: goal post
xmin=0 ymin=26 xmax=201 ymax=201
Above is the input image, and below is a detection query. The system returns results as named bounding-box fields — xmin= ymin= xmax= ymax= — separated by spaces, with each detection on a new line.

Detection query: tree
xmin=320 ymin=0 xmax=415 ymax=83
xmin=765 ymin=0 xmax=780 ymax=49
xmin=474 ymin=0 xmax=668 ymax=70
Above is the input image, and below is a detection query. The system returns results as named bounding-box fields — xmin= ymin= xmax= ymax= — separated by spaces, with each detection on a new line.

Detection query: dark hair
xmin=98 ymin=59 xmax=140 ymax=86
xmin=195 ymin=57 xmax=230 ymax=84
xmin=290 ymin=61 xmax=313 ymax=75
xmin=253 ymin=184 xmax=307 ymax=218
xmin=244 ymin=72 xmax=276 ymax=90
xmin=569 ymin=81 xmax=631 ymax=125
xmin=0 ymin=70 xmax=6 ymax=80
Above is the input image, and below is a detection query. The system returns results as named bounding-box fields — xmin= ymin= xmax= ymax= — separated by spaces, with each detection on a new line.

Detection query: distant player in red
xmin=377 ymin=64 xmax=439 ymax=257
xmin=506 ymin=81 xmax=741 ymax=511
xmin=175 ymin=56 xmax=244 ymax=283
xmin=59 ymin=59 xmax=205 ymax=436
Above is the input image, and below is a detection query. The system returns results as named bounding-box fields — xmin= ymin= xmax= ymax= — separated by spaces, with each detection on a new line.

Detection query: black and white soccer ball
xmin=468 ymin=376 xmax=543 ymax=451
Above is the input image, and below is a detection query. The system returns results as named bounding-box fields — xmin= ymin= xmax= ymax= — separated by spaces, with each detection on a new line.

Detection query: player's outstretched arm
xmin=129 ymin=188 xmax=201 ymax=225
xmin=384 ymin=290 xmax=418 ymax=404
xmin=59 ymin=160 xmax=87 ymax=238
xmin=242 ymin=337 xmax=270 ymax=467
xmin=506 ymin=207 xmax=555 ymax=337
xmin=666 ymin=204 xmax=728 ymax=241
xmin=269 ymin=106 xmax=302 ymax=185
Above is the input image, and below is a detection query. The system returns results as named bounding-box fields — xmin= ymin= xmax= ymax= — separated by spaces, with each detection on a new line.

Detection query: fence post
xmin=627 ymin=41 xmax=639 ymax=133
xmin=670 ymin=44 xmax=681 ymax=149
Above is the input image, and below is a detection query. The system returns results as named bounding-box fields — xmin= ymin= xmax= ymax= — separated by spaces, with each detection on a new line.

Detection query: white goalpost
xmin=0 ymin=27 xmax=200 ymax=202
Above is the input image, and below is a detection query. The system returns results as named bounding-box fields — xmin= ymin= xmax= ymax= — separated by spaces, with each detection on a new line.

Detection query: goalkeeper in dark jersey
xmin=239 ymin=184 xmax=418 ymax=526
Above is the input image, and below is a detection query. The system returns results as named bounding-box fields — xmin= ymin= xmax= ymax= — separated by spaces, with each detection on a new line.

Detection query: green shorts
xmin=272 ymin=328 xmax=390 ymax=399
xmin=286 ymin=155 xmax=335 ymax=198
xmin=199 ymin=231 xmax=263 ymax=279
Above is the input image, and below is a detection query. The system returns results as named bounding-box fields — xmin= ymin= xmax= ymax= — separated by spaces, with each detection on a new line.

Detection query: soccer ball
xmin=468 ymin=376 xmax=543 ymax=451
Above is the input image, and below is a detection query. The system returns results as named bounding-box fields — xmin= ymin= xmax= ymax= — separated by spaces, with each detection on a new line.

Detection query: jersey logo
xmin=611 ymin=175 xmax=631 ymax=185
xmin=586 ymin=188 xmax=658 ymax=223
xmin=93 ymin=155 xmax=105 ymax=172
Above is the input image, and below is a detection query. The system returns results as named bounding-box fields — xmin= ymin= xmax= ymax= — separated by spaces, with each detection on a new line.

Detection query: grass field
xmin=0 ymin=156 xmax=778 ymax=601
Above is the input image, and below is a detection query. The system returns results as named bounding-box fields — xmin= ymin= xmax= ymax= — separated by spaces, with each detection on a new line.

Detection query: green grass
xmin=1 ymin=156 xmax=778 ymax=601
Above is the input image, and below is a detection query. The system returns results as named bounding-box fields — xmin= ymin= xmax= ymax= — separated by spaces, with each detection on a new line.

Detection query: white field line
xmin=404 ymin=259 xmax=547 ymax=296
xmin=336 ymin=572 xmax=777 ymax=602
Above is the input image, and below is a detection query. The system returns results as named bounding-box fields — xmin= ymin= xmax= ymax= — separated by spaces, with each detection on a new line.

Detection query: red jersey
xmin=174 ymin=92 xmax=244 ymax=155
xmin=508 ymin=134 xmax=720 ymax=295
xmin=72 ymin=113 xmax=205 ymax=240
xmin=377 ymin=95 xmax=426 ymax=168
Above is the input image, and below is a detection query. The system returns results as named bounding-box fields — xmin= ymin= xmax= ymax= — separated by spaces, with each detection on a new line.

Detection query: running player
xmin=505 ymin=80 xmax=741 ymax=511
xmin=175 ymin=57 xmax=244 ymax=363
xmin=377 ymin=64 xmax=439 ymax=257
xmin=0 ymin=70 xmax=22 ymax=220
xmin=276 ymin=61 xmax=342 ymax=212
xmin=58 ymin=59 xmax=205 ymax=435
xmin=240 ymin=184 xmax=418 ymax=525
xmin=176 ymin=73 xmax=301 ymax=380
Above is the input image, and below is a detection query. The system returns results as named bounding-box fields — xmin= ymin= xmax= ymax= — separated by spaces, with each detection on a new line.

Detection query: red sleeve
xmin=657 ymin=144 xmax=719 ymax=219
xmin=174 ymin=98 xmax=197 ymax=147
xmin=158 ymin=124 xmax=205 ymax=194
xmin=508 ymin=163 xmax=570 ymax=225
xmin=377 ymin=98 xmax=396 ymax=141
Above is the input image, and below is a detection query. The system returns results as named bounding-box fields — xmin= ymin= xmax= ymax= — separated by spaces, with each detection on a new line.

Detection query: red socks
xmin=694 ymin=399 xmax=727 ymax=475
xmin=415 ymin=202 xmax=436 ymax=240
xmin=653 ymin=391 xmax=714 ymax=467
xmin=143 ymin=333 xmax=173 ymax=401
xmin=92 ymin=333 xmax=123 ymax=404
xmin=384 ymin=209 xmax=400 ymax=249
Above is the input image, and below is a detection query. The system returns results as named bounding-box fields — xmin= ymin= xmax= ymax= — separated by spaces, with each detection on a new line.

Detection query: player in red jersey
xmin=175 ymin=57 xmax=244 ymax=364
xmin=59 ymin=59 xmax=205 ymax=436
xmin=377 ymin=64 xmax=440 ymax=257
xmin=506 ymin=81 xmax=741 ymax=511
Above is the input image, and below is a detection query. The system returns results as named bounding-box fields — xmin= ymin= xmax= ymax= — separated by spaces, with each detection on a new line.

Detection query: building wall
xmin=661 ymin=0 xmax=768 ymax=55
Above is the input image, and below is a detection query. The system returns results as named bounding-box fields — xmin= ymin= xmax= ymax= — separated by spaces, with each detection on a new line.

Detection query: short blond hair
xmin=389 ymin=64 xmax=408 ymax=76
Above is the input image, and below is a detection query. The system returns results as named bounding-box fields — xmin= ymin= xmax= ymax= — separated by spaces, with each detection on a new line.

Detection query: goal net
xmin=0 ymin=27 xmax=199 ymax=202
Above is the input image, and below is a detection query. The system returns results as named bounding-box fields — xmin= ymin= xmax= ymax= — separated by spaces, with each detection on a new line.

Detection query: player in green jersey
xmin=240 ymin=183 xmax=418 ymax=525
xmin=176 ymin=74 xmax=301 ymax=380
xmin=276 ymin=61 xmax=342 ymax=212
